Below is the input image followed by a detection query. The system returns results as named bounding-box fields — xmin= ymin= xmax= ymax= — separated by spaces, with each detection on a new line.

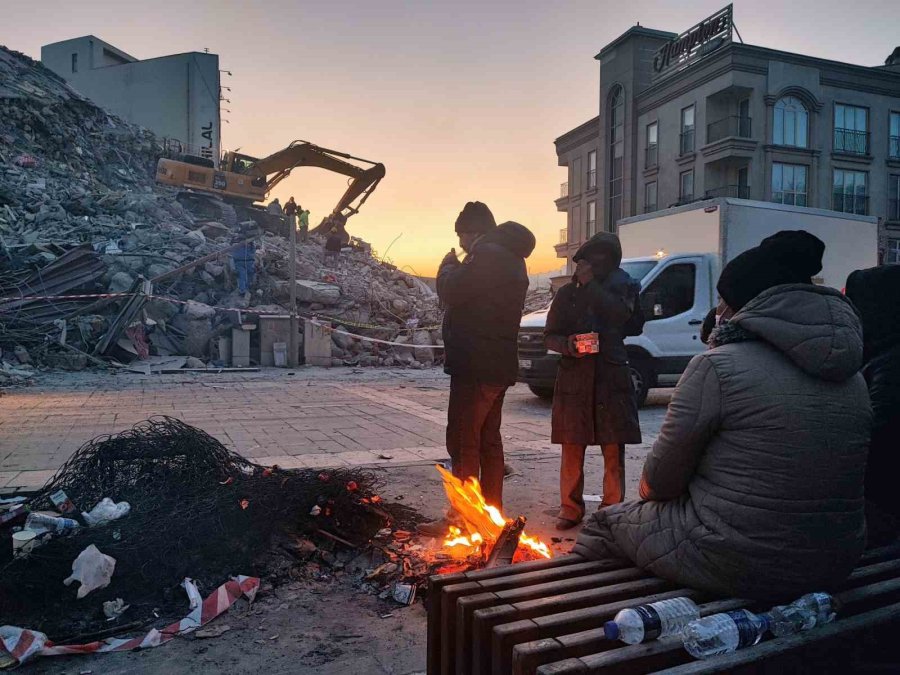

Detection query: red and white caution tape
xmin=313 ymin=321 xmax=444 ymax=349
xmin=0 ymin=575 xmax=259 ymax=666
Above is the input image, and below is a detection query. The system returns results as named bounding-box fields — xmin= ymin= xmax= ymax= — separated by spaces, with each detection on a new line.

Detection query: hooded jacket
xmin=574 ymin=284 xmax=871 ymax=600
xmin=438 ymin=221 xmax=535 ymax=384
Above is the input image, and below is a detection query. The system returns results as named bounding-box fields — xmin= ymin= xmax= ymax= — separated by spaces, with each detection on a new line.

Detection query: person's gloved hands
xmin=440 ymin=248 xmax=460 ymax=268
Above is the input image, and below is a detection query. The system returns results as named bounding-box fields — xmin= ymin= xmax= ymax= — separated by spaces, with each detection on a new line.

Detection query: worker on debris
xmin=298 ymin=205 xmax=310 ymax=243
xmin=419 ymin=202 xmax=535 ymax=536
xmin=231 ymin=236 xmax=257 ymax=299
xmin=266 ymin=197 xmax=282 ymax=215
xmin=284 ymin=196 xmax=297 ymax=218
xmin=324 ymin=226 xmax=342 ymax=266
xmin=544 ymin=232 xmax=643 ymax=530
xmin=573 ymin=231 xmax=872 ymax=601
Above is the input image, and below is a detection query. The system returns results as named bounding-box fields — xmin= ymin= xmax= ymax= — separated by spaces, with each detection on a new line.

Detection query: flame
xmin=435 ymin=465 xmax=551 ymax=559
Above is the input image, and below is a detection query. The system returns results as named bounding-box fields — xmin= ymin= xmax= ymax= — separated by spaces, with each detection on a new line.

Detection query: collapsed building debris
xmin=0 ymin=44 xmax=443 ymax=377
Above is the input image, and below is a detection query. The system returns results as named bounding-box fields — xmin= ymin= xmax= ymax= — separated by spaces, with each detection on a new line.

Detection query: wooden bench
xmin=426 ymin=543 xmax=900 ymax=675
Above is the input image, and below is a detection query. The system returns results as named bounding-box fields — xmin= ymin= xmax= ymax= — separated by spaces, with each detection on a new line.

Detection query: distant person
xmin=266 ymin=198 xmax=282 ymax=215
xmin=846 ymin=264 xmax=900 ymax=545
xmin=418 ymin=202 xmax=535 ymax=536
xmin=231 ymin=237 xmax=256 ymax=299
xmin=284 ymin=196 xmax=297 ymax=218
xmin=574 ymin=231 xmax=872 ymax=601
xmin=544 ymin=232 xmax=642 ymax=530
xmin=298 ymin=205 xmax=310 ymax=243
xmin=324 ymin=227 xmax=342 ymax=266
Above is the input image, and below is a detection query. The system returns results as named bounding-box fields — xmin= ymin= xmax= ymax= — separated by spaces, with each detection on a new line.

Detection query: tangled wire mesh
xmin=0 ymin=417 xmax=420 ymax=641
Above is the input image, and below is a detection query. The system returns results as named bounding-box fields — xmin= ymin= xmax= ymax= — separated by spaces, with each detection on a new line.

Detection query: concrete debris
xmin=0 ymin=45 xmax=443 ymax=376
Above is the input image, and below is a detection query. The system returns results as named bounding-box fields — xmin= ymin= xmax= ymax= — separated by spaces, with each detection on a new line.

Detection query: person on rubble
xmin=544 ymin=232 xmax=642 ymax=531
xmin=572 ymin=231 xmax=872 ymax=601
xmin=418 ymin=202 xmax=536 ymax=536
xmin=266 ymin=197 xmax=282 ymax=215
xmin=298 ymin=205 xmax=310 ymax=243
xmin=231 ymin=236 xmax=257 ymax=301
xmin=324 ymin=226 xmax=343 ymax=266
xmin=284 ymin=196 xmax=297 ymax=219
xmin=845 ymin=264 xmax=900 ymax=545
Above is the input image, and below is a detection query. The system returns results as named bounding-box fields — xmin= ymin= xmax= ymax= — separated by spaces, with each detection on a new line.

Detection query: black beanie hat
xmin=717 ymin=230 xmax=825 ymax=311
xmin=455 ymin=201 xmax=496 ymax=234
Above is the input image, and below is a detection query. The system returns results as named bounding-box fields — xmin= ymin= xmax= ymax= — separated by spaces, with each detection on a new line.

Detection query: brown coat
xmin=574 ymin=285 xmax=871 ymax=600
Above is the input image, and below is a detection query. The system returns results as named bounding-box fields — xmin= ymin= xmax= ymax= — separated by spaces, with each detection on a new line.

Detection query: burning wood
xmin=434 ymin=465 xmax=551 ymax=562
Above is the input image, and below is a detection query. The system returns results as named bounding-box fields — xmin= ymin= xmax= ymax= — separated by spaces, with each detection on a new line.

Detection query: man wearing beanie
xmin=419 ymin=202 xmax=536 ymax=535
xmin=572 ymin=230 xmax=872 ymax=601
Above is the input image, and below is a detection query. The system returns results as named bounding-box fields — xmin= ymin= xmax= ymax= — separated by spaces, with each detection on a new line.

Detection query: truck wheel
xmin=528 ymin=385 xmax=554 ymax=400
xmin=629 ymin=359 xmax=653 ymax=407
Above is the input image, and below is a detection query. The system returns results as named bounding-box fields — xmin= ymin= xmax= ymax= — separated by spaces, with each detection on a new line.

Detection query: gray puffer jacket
xmin=573 ymin=284 xmax=872 ymax=600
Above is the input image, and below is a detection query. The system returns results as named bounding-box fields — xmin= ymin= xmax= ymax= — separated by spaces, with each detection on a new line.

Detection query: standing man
xmin=298 ymin=205 xmax=310 ymax=243
xmin=545 ymin=232 xmax=642 ymax=530
xmin=267 ymin=197 xmax=283 ymax=215
xmin=419 ymin=202 xmax=535 ymax=535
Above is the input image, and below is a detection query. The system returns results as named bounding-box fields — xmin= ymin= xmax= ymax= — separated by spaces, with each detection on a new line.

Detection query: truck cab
xmin=517 ymin=252 xmax=716 ymax=406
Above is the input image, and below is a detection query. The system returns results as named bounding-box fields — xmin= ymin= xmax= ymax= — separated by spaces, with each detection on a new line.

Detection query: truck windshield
xmin=621 ymin=260 xmax=657 ymax=282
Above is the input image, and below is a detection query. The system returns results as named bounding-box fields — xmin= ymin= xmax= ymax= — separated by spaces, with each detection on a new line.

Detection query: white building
xmin=41 ymin=36 xmax=221 ymax=163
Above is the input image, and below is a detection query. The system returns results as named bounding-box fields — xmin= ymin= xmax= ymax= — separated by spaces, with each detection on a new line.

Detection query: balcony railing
xmin=834 ymin=128 xmax=870 ymax=155
xmin=832 ymin=191 xmax=869 ymax=215
xmin=680 ymin=128 xmax=695 ymax=155
xmin=586 ymin=171 xmax=597 ymax=190
xmin=890 ymin=135 xmax=900 ymax=159
xmin=558 ymin=228 xmax=568 ymax=244
xmin=645 ymin=144 xmax=658 ymax=168
xmin=705 ymin=185 xmax=750 ymax=199
xmin=560 ymin=182 xmax=569 ymax=199
xmin=889 ymin=198 xmax=900 ymax=222
xmin=706 ymin=116 xmax=752 ymax=144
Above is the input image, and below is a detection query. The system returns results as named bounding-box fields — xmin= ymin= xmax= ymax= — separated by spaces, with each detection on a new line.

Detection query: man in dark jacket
xmin=545 ymin=232 xmax=642 ymax=530
xmin=419 ymin=202 xmax=535 ymax=534
xmin=846 ymin=264 xmax=900 ymax=544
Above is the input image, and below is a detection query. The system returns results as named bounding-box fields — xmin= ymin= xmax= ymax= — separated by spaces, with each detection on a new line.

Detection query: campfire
xmin=434 ymin=465 xmax=551 ymax=564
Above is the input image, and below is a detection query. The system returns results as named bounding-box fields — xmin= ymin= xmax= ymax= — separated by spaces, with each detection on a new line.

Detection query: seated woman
xmin=574 ymin=231 xmax=872 ymax=601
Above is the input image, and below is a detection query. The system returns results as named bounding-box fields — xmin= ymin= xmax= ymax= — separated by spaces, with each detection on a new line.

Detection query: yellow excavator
xmin=155 ymin=140 xmax=385 ymax=234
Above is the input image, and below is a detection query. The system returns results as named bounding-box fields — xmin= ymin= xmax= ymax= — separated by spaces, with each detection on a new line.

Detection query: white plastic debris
xmin=82 ymin=498 xmax=131 ymax=527
xmin=309 ymin=505 xmax=322 ymax=516
xmin=102 ymin=598 xmax=130 ymax=620
xmin=64 ymin=545 xmax=116 ymax=599
xmin=182 ymin=578 xmax=203 ymax=610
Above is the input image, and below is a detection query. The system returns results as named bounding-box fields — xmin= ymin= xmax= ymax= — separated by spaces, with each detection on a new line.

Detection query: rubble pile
xmin=0 ymin=44 xmax=443 ymax=377
xmin=524 ymin=285 xmax=553 ymax=313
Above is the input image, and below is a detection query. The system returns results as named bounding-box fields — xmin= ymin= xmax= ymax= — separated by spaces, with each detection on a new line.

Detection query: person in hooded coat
xmin=544 ymin=232 xmax=642 ymax=529
xmin=846 ymin=264 xmax=900 ymax=544
xmin=419 ymin=202 xmax=535 ymax=535
xmin=573 ymin=230 xmax=872 ymax=601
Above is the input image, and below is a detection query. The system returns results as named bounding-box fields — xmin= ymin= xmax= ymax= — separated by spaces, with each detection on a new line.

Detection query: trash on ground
xmin=102 ymin=599 xmax=129 ymax=620
xmin=63 ymin=545 xmax=116 ymax=599
xmin=82 ymin=498 xmax=131 ymax=527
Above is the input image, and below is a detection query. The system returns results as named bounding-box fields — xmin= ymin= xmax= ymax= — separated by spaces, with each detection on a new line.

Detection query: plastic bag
xmin=82 ymin=498 xmax=131 ymax=527
xmin=64 ymin=545 xmax=116 ymax=599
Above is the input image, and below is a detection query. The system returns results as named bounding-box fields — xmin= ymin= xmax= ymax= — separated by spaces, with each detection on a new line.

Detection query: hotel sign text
xmin=653 ymin=5 xmax=733 ymax=77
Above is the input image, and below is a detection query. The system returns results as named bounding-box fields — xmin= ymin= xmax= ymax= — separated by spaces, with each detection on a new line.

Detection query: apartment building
xmin=554 ymin=6 xmax=900 ymax=272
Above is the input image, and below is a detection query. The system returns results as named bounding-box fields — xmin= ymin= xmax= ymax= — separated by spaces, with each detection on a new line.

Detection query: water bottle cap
xmin=603 ymin=621 xmax=619 ymax=640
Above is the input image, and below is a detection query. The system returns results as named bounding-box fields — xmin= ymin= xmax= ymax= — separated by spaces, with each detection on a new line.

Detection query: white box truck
xmin=517 ymin=198 xmax=879 ymax=405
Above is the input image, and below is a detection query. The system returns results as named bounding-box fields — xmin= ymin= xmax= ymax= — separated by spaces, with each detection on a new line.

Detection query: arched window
xmin=774 ymin=96 xmax=808 ymax=148
xmin=608 ymin=86 xmax=624 ymax=231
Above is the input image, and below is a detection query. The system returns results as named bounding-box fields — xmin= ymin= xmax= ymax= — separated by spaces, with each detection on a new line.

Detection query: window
xmin=641 ymin=263 xmax=696 ymax=320
xmin=680 ymin=105 xmax=695 ymax=155
xmin=608 ymin=86 xmax=624 ymax=231
xmin=773 ymin=96 xmax=808 ymax=148
xmin=887 ymin=238 xmax=900 ymax=265
xmin=833 ymin=169 xmax=868 ymax=215
xmin=586 ymin=200 xmax=597 ymax=235
xmin=890 ymin=112 xmax=900 ymax=159
xmin=737 ymin=166 xmax=750 ymax=199
xmin=646 ymin=122 xmax=658 ymax=168
xmin=679 ymin=169 xmax=694 ymax=202
xmin=889 ymin=174 xmax=900 ymax=221
xmin=71 ymin=53 xmax=78 ymax=73
xmin=772 ymin=163 xmax=808 ymax=206
xmin=645 ymin=181 xmax=658 ymax=213
xmin=834 ymin=104 xmax=869 ymax=154
xmin=587 ymin=150 xmax=597 ymax=190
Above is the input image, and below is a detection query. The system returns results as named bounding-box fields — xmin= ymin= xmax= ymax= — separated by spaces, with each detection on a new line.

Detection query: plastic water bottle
xmin=25 ymin=512 xmax=80 ymax=535
xmin=683 ymin=609 xmax=769 ymax=659
xmin=764 ymin=592 xmax=836 ymax=637
xmin=605 ymin=597 xmax=700 ymax=644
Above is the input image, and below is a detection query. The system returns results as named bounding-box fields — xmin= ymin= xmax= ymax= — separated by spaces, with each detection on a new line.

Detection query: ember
xmin=434 ymin=465 xmax=551 ymax=561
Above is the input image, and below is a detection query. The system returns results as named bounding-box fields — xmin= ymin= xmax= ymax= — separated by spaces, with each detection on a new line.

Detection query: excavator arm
xmin=247 ymin=140 xmax=385 ymax=231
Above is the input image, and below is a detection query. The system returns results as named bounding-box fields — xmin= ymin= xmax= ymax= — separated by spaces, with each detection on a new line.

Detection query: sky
xmin=4 ymin=0 xmax=898 ymax=276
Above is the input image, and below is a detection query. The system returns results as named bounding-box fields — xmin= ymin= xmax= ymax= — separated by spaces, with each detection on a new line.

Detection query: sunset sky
xmin=5 ymin=0 xmax=898 ymax=276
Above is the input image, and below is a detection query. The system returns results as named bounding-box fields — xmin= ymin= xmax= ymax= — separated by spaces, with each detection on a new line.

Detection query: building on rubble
xmin=41 ymin=36 xmax=221 ymax=164
xmin=554 ymin=5 xmax=900 ymax=273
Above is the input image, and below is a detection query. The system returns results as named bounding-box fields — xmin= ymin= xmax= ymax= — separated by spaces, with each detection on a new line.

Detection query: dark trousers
xmin=559 ymin=443 xmax=625 ymax=521
xmin=446 ymin=377 xmax=508 ymax=509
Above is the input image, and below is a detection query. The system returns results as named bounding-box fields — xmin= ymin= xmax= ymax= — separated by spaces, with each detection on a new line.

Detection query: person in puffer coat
xmin=574 ymin=231 xmax=871 ymax=600
xmin=846 ymin=264 xmax=900 ymax=545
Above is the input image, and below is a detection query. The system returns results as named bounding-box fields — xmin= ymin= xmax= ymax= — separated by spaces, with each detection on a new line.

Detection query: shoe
xmin=417 ymin=517 xmax=455 ymax=538
xmin=555 ymin=517 xmax=582 ymax=531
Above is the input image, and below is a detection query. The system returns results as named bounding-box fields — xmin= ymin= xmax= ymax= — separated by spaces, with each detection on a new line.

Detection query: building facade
xmin=554 ymin=9 xmax=900 ymax=272
xmin=41 ymin=36 xmax=221 ymax=164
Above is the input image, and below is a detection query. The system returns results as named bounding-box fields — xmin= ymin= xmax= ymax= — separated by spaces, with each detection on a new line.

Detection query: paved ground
xmin=0 ymin=367 xmax=669 ymax=493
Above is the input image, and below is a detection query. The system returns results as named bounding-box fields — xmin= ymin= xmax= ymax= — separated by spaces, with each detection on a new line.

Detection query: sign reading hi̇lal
xmin=652 ymin=4 xmax=733 ymax=78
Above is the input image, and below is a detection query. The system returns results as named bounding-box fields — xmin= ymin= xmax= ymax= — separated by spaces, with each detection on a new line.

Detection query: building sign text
xmin=653 ymin=5 xmax=733 ymax=78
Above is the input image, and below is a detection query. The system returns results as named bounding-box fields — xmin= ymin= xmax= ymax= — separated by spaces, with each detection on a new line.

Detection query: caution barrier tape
xmin=311 ymin=321 xmax=444 ymax=350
